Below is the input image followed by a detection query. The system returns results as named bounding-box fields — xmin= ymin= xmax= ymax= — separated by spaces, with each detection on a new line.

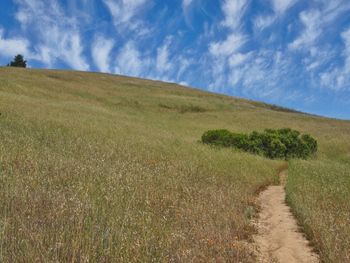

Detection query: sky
xmin=0 ymin=0 xmax=350 ymax=119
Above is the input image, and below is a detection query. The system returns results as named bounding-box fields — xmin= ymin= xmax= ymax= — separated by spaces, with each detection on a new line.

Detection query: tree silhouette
xmin=8 ymin=54 xmax=27 ymax=68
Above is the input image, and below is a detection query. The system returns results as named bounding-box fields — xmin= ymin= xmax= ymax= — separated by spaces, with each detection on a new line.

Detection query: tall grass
xmin=0 ymin=68 xmax=349 ymax=262
xmin=285 ymin=117 xmax=350 ymax=262
xmin=0 ymin=68 xmax=283 ymax=262
xmin=286 ymin=160 xmax=350 ymax=262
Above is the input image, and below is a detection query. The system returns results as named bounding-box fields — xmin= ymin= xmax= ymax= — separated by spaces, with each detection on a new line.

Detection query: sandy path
xmin=254 ymin=172 xmax=319 ymax=263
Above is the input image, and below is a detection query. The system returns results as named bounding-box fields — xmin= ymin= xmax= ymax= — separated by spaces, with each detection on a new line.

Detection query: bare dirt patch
xmin=254 ymin=171 xmax=319 ymax=263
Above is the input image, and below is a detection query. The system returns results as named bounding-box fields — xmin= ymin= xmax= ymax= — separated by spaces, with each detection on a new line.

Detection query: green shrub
xmin=201 ymin=128 xmax=317 ymax=160
xmin=230 ymin=133 xmax=250 ymax=150
xmin=301 ymin=134 xmax=318 ymax=154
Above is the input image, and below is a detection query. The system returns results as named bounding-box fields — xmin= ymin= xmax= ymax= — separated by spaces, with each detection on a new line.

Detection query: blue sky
xmin=0 ymin=0 xmax=350 ymax=119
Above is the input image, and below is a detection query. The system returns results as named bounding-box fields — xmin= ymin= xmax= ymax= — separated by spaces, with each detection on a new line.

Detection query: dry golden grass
xmin=286 ymin=161 xmax=350 ymax=262
xmin=0 ymin=67 xmax=349 ymax=262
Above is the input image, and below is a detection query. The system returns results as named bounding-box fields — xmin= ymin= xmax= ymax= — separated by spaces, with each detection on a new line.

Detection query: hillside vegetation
xmin=0 ymin=68 xmax=349 ymax=262
xmin=201 ymin=128 xmax=318 ymax=159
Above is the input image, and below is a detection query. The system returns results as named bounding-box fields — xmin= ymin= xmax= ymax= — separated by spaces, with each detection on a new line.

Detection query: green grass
xmin=0 ymin=67 xmax=349 ymax=262
xmin=286 ymin=160 xmax=350 ymax=262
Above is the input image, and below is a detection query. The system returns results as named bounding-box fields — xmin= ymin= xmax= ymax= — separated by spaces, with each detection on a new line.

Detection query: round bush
xmin=201 ymin=128 xmax=318 ymax=160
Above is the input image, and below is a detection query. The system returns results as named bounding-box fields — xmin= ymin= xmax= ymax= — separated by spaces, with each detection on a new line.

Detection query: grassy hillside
xmin=0 ymin=67 xmax=349 ymax=262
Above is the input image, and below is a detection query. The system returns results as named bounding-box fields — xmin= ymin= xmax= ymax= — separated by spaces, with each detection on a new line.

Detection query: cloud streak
xmin=92 ymin=36 xmax=115 ymax=73
xmin=13 ymin=0 xmax=89 ymax=70
xmin=102 ymin=0 xmax=148 ymax=34
xmin=0 ymin=28 xmax=30 ymax=58
xmin=320 ymin=27 xmax=350 ymax=91
xmin=271 ymin=0 xmax=297 ymax=15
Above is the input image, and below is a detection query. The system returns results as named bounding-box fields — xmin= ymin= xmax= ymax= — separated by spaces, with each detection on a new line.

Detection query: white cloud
xmin=39 ymin=28 xmax=89 ymax=71
xmin=61 ymin=34 xmax=90 ymax=71
xmin=182 ymin=0 xmax=193 ymax=9
xmin=0 ymin=29 xmax=30 ymax=58
xmin=112 ymin=36 xmax=189 ymax=84
xmin=287 ymin=1 xmax=350 ymax=92
xmin=179 ymin=81 xmax=189 ymax=86
xmin=253 ymin=0 xmax=296 ymax=32
xmin=316 ymin=0 xmax=350 ymax=24
xmin=221 ymin=0 xmax=249 ymax=30
xmin=289 ymin=1 xmax=350 ymax=51
xmin=182 ymin=0 xmax=194 ymax=27
xmin=227 ymin=50 xmax=296 ymax=100
xmin=289 ymin=9 xmax=322 ymax=50
xmin=228 ymin=52 xmax=251 ymax=67
xmin=207 ymin=0 xmax=250 ymax=92
xmin=320 ymin=27 xmax=350 ymax=91
xmin=254 ymin=15 xmax=275 ymax=30
xmin=13 ymin=0 xmax=90 ymax=71
xmin=15 ymin=9 xmax=31 ymax=27
xmin=303 ymin=47 xmax=335 ymax=72
xmin=208 ymin=58 xmax=226 ymax=93
xmin=176 ymin=56 xmax=191 ymax=80
xmin=271 ymin=0 xmax=297 ymax=15
xmin=92 ymin=36 xmax=115 ymax=72
xmin=114 ymin=41 xmax=149 ymax=76
xmin=209 ymin=34 xmax=246 ymax=57
xmin=156 ymin=40 xmax=173 ymax=74
xmin=341 ymin=26 xmax=350 ymax=70
xmin=320 ymin=67 xmax=347 ymax=91
xmin=103 ymin=0 xmax=147 ymax=31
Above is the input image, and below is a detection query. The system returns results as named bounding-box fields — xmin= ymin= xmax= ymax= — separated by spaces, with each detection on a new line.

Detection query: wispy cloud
xmin=207 ymin=0 xmax=252 ymax=94
xmin=182 ymin=0 xmax=193 ymax=10
xmin=114 ymin=41 xmax=149 ymax=77
xmin=156 ymin=38 xmax=173 ymax=74
xmin=343 ymin=28 xmax=350 ymax=71
xmin=253 ymin=0 xmax=297 ymax=32
xmin=254 ymin=15 xmax=275 ymax=31
xmin=287 ymin=0 xmax=350 ymax=93
xmin=221 ymin=0 xmax=249 ymax=30
xmin=92 ymin=36 xmax=115 ymax=73
xmin=0 ymin=28 xmax=30 ymax=58
xmin=209 ymin=34 xmax=246 ymax=57
xmin=13 ymin=0 xmax=89 ymax=70
xmin=60 ymin=34 xmax=89 ymax=71
xmin=102 ymin=0 xmax=149 ymax=34
xmin=271 ymin=0 xmax=297 ymax=15
xmin=208 ymin=1 xmax=249 ymax=61
xmin=181 ymin=0 xmax=195 ymax=28
xmin=303 ymin=47 xmax=335 ymax=72
xmin=320 ymin=27 xmax=350 ymax=91
xmin=289 ymin=9 xmax=322 ymax=50
xmin=290 ymin=0 xmax=350 ymax=51
xmin=114 ymin=36 xmax=189 ymax=84
xmin=228 ymin=52 xmax=252 ymax=67
xmin=227 ymin=50 xmax=299 ymax=101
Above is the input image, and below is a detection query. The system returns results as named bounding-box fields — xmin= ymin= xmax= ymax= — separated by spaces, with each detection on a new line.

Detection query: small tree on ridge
xmin=8 ymin=54 xmax=27 ymax=68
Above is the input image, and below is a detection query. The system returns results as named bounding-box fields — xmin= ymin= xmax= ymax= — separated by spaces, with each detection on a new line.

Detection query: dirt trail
xmin=254 ymin=171 xmax=319 ymax=263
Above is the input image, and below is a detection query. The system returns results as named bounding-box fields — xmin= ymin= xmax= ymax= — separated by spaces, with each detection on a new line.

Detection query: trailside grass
xmin=287 ymin=161 xmax=350 ymax=262
xmin=0 ymin=67 xmax=349 ymax=262
xmin=284 ymin=110 xmax=350 ymax=263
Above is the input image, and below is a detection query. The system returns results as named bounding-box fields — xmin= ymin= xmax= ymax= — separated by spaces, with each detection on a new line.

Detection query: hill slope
xmin=0 ymin=68 xmax=349 ymax=262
